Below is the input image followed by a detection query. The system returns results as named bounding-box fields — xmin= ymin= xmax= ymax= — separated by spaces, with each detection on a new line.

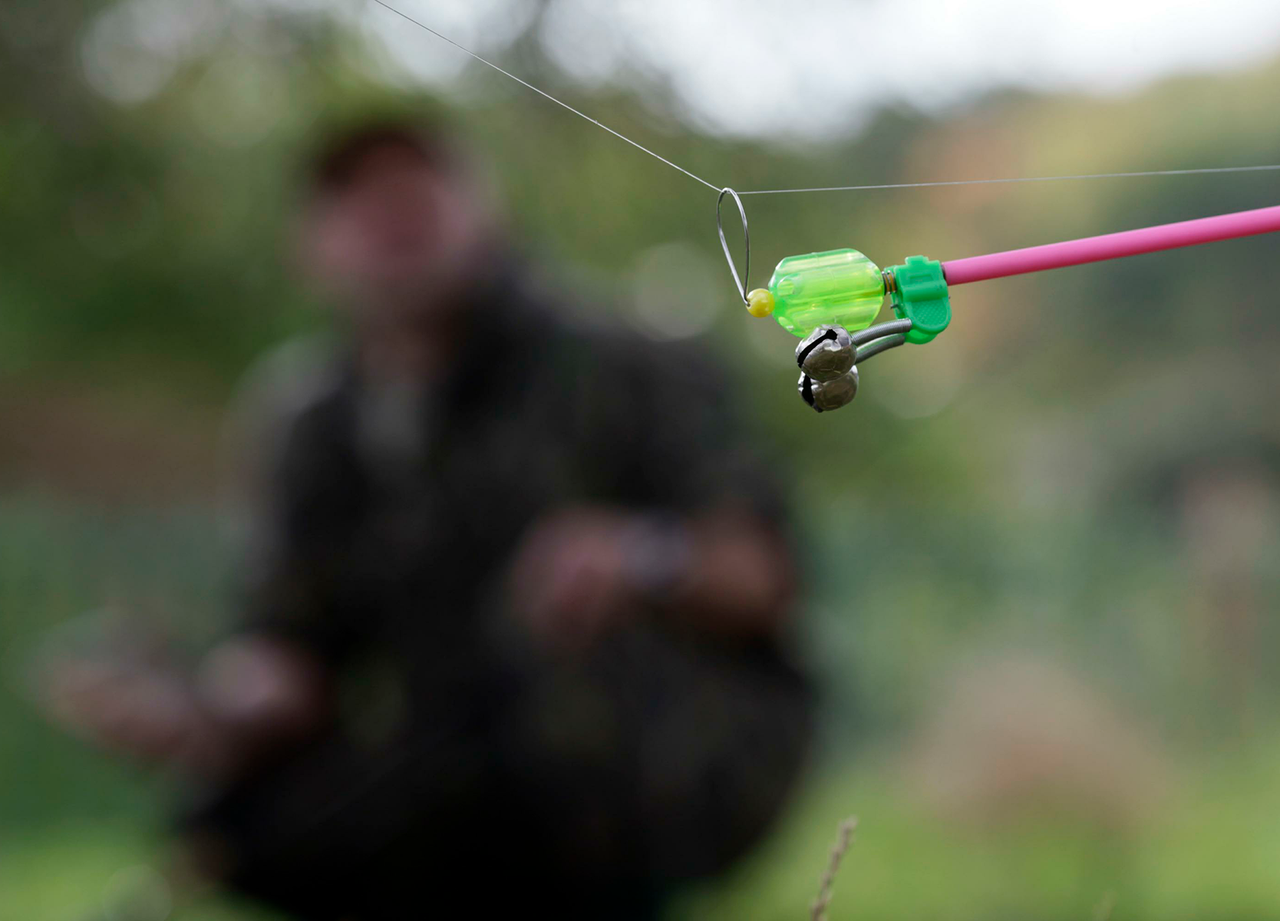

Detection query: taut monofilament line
xmin=374 ymin=0 xmax=1280 ymax=413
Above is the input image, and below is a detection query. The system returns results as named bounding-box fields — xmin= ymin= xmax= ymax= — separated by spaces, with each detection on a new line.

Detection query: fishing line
xmin=373 ymin=1 xmax=1280 ymax=415
xmin=372 ymin=1 xmax=1280 ymax=198
xmin=739 ymin=164 xmax=1280 ymax=195
xmin=369 ymin=0 xmax=720 ymax=192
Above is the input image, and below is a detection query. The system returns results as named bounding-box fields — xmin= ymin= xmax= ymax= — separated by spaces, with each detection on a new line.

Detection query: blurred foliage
xmin=6 ymin=500 xmax=1280 ymax=920
xmin=5 ymin=1 xmax=1280 ymax=919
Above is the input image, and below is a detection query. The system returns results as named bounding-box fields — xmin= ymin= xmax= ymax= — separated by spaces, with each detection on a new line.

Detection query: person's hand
xmin=505 ymin=509 xmax=640 ymax=650
xmin=38 ymin=656 xmax=228 ymax=775
xmin=36 ymin=635 xmax=325 ymax=780
xmin=506 ymin=506 xmax=794 ymax=646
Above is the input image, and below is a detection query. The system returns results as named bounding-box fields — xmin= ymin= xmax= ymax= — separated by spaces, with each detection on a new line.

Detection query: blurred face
xmin=302 ymin=141 xmax=492 ymax=319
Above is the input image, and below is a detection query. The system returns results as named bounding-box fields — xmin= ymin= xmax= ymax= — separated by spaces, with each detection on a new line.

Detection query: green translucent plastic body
xmin=768 ymin=248 xmax=886 ymax=337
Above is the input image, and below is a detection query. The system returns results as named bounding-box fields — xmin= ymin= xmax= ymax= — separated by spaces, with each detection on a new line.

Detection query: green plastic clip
xmin=888 ymin=256 xmax=950 ymax=345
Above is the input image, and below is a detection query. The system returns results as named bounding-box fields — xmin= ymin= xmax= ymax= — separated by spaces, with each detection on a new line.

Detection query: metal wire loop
xmin=716 ymin=187 xmax=751 ymax=304
xmin=849 ymin=318 xmax=913 ymax=347
xmin=847 ymin=318 xmax=914 ymax=365
xmin=854 ymin=334 xmax=908 ymax=364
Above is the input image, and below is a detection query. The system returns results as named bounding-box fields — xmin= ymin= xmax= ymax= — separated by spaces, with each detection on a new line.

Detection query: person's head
xmin=298 ymin=116 xmax=500 ymax=324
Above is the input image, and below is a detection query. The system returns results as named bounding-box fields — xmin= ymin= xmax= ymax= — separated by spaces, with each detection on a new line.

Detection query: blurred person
xmin=38 ymin=115 xmax=812 ymax=920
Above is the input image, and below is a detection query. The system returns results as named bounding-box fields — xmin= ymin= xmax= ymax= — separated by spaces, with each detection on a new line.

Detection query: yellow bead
xmin=745 ymin=288 xmax=775 ymax=318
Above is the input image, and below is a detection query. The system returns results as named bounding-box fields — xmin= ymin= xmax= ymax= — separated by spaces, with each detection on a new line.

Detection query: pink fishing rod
xmin=942 ymin=204 xmax=1280 ymax=286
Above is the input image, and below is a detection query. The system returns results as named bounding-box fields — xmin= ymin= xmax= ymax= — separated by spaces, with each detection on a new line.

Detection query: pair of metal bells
xmin=795 ymin=319 xmax=913 ymax=412
xmin=796 ymin=325 xmax=859 ymax=411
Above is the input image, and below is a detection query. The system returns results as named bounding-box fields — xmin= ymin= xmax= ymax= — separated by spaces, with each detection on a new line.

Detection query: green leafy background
xmin=4 ymin=2 xmax=1280 ymax=918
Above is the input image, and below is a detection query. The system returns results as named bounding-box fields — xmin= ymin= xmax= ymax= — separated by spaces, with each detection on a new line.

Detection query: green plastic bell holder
xmin=887 ymin=255 xmax=951 ymax=344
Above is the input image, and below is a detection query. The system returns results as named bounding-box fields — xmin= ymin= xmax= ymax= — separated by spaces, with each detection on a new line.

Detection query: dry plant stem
xmin=810 ymin=816 xmax=858 ymax=921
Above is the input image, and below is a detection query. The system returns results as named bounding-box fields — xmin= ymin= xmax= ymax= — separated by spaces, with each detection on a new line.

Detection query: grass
xmin=7 ymin=745 xmax=1280 ymax=920
xmin=674 ymin=739 xmax=1280 ymax=921
xmin=6 ymin=493 xmax=1280 ymax=920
